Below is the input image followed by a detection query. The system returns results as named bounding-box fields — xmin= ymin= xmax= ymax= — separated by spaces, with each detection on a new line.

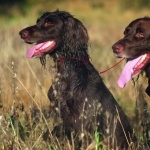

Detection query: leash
xmin=100 ymin=58 xmax=125 ymax=74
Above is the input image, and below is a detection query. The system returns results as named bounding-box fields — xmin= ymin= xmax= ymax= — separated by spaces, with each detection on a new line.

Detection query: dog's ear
xmin=62 ymin=16 xmax=89 ymax=55
xmin=55 ymin=10 xmax=89 ymax=48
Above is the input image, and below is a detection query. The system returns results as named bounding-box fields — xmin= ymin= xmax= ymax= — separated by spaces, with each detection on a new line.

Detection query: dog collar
xmin=57 ymin=57 xmax=89 ymax=63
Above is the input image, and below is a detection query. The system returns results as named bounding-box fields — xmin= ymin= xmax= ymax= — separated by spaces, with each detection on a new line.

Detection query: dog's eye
xmin=135 ymin=32 xmax=144 ymax=38
xmin=43 ymin=18 xmax=53 ymax=27
xmin=135 ymin=28 xmax=145 ymax=38
xmin=44 ymin=21 xmax=53 ymax=27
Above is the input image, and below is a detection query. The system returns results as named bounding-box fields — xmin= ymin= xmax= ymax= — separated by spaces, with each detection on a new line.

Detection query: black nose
xmin=19 ymin=30 xmax=29 ymax=39
xmin=112 ymin=43 xmax=124 ymax=53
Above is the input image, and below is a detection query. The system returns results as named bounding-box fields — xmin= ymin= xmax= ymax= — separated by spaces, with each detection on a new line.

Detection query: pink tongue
xmin=26 ymin=41 xmax=55 ymax=58
xmin=27 ymin=43 xmax=45 ymax=58
xmin=118 ymin=56 xmax=142 ymax=88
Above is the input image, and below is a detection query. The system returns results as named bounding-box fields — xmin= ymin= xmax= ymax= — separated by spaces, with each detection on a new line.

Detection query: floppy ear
xmin=61 ymin=16 xmax=89 ymax=57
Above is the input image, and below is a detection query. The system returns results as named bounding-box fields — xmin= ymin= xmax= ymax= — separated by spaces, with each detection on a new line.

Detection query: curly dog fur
xmin=19 ymin=10 xmax=135 ymax=149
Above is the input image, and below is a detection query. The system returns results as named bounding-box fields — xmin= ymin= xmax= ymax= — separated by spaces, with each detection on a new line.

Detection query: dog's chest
xmin=51 ymin=73 xmax=69 ymax=98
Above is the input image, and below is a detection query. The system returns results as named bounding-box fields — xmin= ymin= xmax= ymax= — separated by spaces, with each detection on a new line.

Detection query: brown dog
xmin=19 ymin=10 xmax=136 ymax=149
xmin=112 ymin=17 xmax=150 ymax=95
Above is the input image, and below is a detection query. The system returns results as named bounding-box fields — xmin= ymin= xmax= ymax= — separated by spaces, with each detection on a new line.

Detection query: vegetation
xmin=0 ymin=0 xmax=150 ymax=149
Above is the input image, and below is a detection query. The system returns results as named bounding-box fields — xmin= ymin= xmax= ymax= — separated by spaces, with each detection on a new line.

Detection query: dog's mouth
xmin=118 ymin=52 xmax=150 ymax=88
xmin=26 ymin=40 xmax=56 ymax=58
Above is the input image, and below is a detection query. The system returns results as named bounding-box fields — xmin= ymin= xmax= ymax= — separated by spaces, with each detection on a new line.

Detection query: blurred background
xmin=0 ymin=0 xmax=150 ymax=140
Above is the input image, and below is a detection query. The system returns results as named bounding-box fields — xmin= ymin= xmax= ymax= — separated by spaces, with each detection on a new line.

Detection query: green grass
xmin=0 ymin=1 xmax=150 ymax=149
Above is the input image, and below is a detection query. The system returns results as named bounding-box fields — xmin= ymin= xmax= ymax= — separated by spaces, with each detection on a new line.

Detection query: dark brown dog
xmin=112 ymin=17 xmax=150 ymax=95
xmin=19 ymin=10 xmax=135 ymax=149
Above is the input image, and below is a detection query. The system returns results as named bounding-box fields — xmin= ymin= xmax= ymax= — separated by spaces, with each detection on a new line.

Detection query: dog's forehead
xmin=137 ymin=20 xmax=150 ymax=30
xmin=36 ymin=11 xmax=72 ymax=24
xmin=36 ymin=12 xmax=57 ymax=23
xmin=128 ymin=18 xmax=150 ymax=29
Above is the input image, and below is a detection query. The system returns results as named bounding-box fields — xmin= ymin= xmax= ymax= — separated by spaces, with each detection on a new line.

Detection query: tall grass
xmin=0 ymin=1 xmax=150 ymax=149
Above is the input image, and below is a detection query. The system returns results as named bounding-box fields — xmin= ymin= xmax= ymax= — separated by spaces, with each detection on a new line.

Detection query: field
xmin=0 ymin=0 xmax=150 ymax=149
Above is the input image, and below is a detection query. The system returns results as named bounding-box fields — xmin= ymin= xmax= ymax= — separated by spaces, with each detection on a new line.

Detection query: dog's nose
xmin=112 ymin=43 xmax=124 ymax=53
xmin=19 ymin=30 xmax=29 ymax=39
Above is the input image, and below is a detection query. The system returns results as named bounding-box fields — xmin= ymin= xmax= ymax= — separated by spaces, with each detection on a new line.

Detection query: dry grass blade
xmin=6 ymin=65 xmax=53 ymax=138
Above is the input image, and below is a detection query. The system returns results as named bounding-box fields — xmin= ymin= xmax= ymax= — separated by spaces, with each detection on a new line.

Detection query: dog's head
xmin=19 ymin=10 xmax=89 ymax=59
xmin=112 ymin=17 xmax=150 ymax=90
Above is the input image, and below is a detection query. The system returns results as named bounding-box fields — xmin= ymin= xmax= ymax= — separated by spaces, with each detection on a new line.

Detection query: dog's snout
xmin=112 ymin=43 xmax=124 ymax=53
xmin=19 ymin=30 xmax=29 ymax=39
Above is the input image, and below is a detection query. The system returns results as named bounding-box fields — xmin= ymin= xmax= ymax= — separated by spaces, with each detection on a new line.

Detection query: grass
xmin=0 ymin=0 xmax=150 ymax=149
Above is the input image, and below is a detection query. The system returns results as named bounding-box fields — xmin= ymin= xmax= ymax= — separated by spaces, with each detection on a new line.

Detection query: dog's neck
xmin=52 ymin=51 xmax=90 ymax=64
xmin=57 ymin=57 xmax=89 ymax=63
xmin=50 ymin=53 xmax=91 ymax=74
